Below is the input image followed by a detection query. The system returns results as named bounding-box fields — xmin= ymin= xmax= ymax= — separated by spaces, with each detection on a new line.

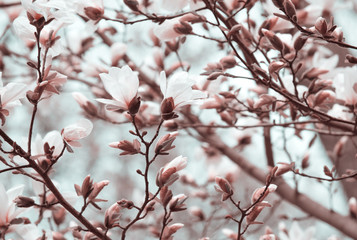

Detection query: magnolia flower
xmin=32 ymin=130 xmax=64 ymax=159
xmin=0 ymin=73 xmax=27 ymax=125
xmin=74 ymin=0 xmax=104 ymax=21
xmin=332 ymin=67 xmax=357 ymax=105
xmin=222 ymin=228 xmax=238 ymax=240
xmin=104 ymin=202 xmax=121 ymax=228
xmin=21 ymin=0 xmax=52 ymax=21
xmin=0 ymin=183 xmax=25 ymax=228
xmin=161 ymin=223 xmax=184 ymax=240
xmin=155 ymin=131 xmax=178 ymax=155
xmin=279 ymin=222 xmax=316 ymax=240
xmin=156 ymin=155 xmax=188 ymax=187
xmin=251 ymin=184 xmax=277 ymax=203
xmin=13 ymin=16 xmax=64 ymax=56
xmin=61 ymin=119 xmax=93 ymax=147
xmin=153 ymin=19 xmax=182 ymax=41
xmin=111 ymin=42 xmax=127 ymax=66
xmin=97 ymin=66 xmax=140 ymax=114
xmin=168 ymin=194 xmax=187 ymax=212
xmin=72 ymin=92 xmax=97 ymax=116
xmin=160 ymin=71 xmax=206 ymax=119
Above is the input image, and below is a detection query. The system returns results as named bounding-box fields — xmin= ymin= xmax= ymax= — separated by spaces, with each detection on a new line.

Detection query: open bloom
xmin=160 ymin=71 xmax=206 ymax=119
xmin=0 ymin=183 xmax=25 ymax=228
xmin=333 ymin=66 xmax=357 ymax=105
xmin=279 ymin=222 xmax=316 ymax=240
xmin=61 ymin=119 xmax=93 ymax=147
xmin=31 ymin=131 xmax=64 ymax=162
xmin=97 ymin=66 xmax=140 ymax=114
xmin=0 ymin=73 xmax=27 ymax=125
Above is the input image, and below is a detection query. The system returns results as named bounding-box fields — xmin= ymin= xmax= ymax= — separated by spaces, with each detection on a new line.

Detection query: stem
xmin=27 ymin=104 xmax=38 ymax=155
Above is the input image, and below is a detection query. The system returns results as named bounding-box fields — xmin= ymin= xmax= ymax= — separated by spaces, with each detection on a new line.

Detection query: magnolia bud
xmin=84 ymin=7 xmax=103 ymax=21
xmin=14 ymin=196 xmax=35 ymax=208
xmin=128 ymin=96 xmax=141 ymax=115
xmin=161 ymin=97 xmax=176 ymax=120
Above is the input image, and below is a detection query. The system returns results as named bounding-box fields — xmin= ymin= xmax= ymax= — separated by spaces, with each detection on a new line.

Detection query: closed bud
xmin=219 ymin=56 xmax=237 ymax=69
xmin=117 ymin=199 xmax=134 ymax=209
xmin=128 ymin=96 xmax=141 ymax=115
xmin=14 ymin=196 xmax=35 ymax=208
xmin=26 ymin=90 xmax=40 ymax=104
xmin=323 ymin=165 xmax=333 ymax=178
xmin=315 ymin=17 xmax=327 ymax=35
xmin=159 ymin=186 xmax=173 ymax=207
xmin=294 ymin=36 xmax=307 ymax=52
xmin=173 ymin=21 xmax=192 ymax=35
xmin=189 ymin=206 xmax=205 ymax=220
xmin=207 ymin=72 xmax=222 ymax=81
xmin=214 ymin=176 xmax=233 ymax=201
xmin=346 ymin=54 xmax=357 ymax=64
xmin=84 ymin=7 xmax=104 ymax=21
xmin=124 ymin=0 xmax=139 ymax=11
xmin=275 ymin=162 xmax=294 ymax=177
xmin=81 ymin=175 xmax=93 ymax=199
xmin=161 ymin=97 xmax=176 ymax=120
xmin=104 ymin=203 xmax=121 ymax=228
xmin=283 ymin=0 xmax=297 ymax=21
xmin=262 ymin=29 xmax=283 ymax=51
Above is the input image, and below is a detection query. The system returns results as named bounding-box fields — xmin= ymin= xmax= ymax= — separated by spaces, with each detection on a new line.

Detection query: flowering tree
xmin=1 ymin=0 xmax=357 ymax=239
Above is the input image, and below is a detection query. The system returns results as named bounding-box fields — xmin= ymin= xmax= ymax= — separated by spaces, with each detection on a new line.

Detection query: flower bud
xmin=173 ymin=21 xmax=192 ymax=35
xmin=14 ymin=196 xmax=35 ymax=208
xmin=128 ymin=96 xmax=141 ymax=115
xmin=315 ymin=17 xmax=327 ymax=35
xmin=161 ymin=97 xmax=176 ymax=120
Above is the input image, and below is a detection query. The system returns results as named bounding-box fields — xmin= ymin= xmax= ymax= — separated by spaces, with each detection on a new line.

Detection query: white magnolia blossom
xmin=279 ymin=222 xmax=316 ymax=240
xmin=111 ymin=42 xmax=127 ymax=66
xmin=0 ymin=183 xmax=25 ymax=227
xmin=61 ymin=119 xmax=93 ymax=147
xmin=0 ymin=72 xmax=27 ymax=118
xmin=333 ymin=66 xmax=357 ymax=105
xmin=153 ymin=19 xmax=182 ymax=41
xmin=32 ymin=131 xmax=64 ymax=158
xmin=97 ymin=66 xmax=139 ymax=112
xmin=160 ymin=71 xmax=206 ymax=111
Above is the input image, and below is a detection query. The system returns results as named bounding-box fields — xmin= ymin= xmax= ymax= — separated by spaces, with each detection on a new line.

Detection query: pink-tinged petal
xmin=160 ymin=71 xmax=168 ymax=97
xmin=99 ymin=66 xmax=139 ymax=111
xmin=0 ymin=184 xmax=25 ymax=226
xmin=118 ymin=65 xmax=139 ymax=104
xmin=164 ymin=155 xmax=187 ymax=172
xmin=13 ymin=16 xmax=36 ymax=41
xmin=111 ymin=42 xmax=127 ymax=65
xmin=0 ymin=184 xmax=9 ymax=225
xmin=99 ymin=72 xmax=122 ymax=101
xmin=43 ymin=131 xmax=64 ymax=157
xmin=96 ymin=98 xmax=127 ymax=110
xmin=153 ymin=19 xmax=182 ymax=41
xmin=159 ymin=71 xmax=206 ymax=113
xmin=15 ymin=224 xmax=42 ymax=240
xmin=32 ymin=134 xmax=44 ymax=156
xmin=1 ymin=83 xmax=27 ymax=108
xmin=62 ymin=119 xmax=93 ymax=143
